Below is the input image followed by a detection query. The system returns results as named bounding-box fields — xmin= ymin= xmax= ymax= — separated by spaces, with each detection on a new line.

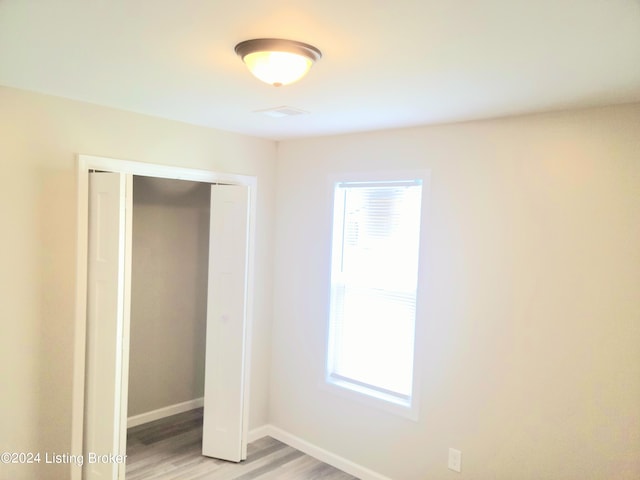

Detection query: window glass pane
xmin=328 ymin=180 xmax=422 ymax=401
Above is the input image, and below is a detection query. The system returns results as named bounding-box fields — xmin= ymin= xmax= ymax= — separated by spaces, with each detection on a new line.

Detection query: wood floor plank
xmin=125 ymin=408 xmax=358 ymax=480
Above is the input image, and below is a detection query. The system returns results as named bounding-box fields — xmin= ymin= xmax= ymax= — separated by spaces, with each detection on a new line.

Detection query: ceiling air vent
xmin=254 ymin=106 xmax=309 ymax=118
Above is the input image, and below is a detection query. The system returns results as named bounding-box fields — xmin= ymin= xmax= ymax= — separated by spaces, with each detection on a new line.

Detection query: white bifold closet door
xmin=85 ymin=174 xmax=250 ymax=480
xmin=202 ymin=184 xmax=251 ymax=462
xmin=85 ymin=172 xmax=132 ymax=480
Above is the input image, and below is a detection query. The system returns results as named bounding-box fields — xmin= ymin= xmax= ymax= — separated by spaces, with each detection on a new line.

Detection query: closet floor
xmin=126 ymin=408 xmax=358 ymax=479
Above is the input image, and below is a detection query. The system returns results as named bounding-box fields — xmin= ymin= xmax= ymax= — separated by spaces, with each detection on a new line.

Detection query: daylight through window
xmin=327 ymin=179 xmax=423 ymax=407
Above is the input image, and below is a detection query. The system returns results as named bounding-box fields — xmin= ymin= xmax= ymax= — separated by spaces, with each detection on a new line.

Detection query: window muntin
xmin=327 ymin=179 xmax=423 ymax=406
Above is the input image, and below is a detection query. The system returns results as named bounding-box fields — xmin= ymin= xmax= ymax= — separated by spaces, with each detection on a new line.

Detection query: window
xmin=326 ymin=177 xmax=423 ymax=412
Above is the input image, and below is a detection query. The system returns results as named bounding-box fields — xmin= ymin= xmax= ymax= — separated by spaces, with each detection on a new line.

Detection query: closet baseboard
xmin=127 ymin=397 xmax=204 ymax=428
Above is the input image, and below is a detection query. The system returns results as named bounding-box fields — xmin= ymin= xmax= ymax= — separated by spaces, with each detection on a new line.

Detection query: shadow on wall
xmin=38 ymin=163 xmax=77 ymax=480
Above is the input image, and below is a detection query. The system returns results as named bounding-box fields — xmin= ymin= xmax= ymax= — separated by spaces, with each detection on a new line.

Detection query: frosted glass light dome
xmin=235 ymin=39 xmax=322 ymax=87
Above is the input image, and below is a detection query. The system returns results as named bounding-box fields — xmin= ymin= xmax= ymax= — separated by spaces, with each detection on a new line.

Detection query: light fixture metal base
xmin=234 ymin=38 xmax=322 ymax=62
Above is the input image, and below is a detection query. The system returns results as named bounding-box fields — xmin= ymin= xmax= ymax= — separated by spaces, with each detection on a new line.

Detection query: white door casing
xmin=202 ymin=184 xmax=251 ymax=462
xmin=85 ymin=172 xmax=132 ymax=480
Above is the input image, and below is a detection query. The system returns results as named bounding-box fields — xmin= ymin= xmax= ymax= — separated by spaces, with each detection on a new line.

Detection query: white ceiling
xmin=1 ymin=0 xmax=639 ymax=140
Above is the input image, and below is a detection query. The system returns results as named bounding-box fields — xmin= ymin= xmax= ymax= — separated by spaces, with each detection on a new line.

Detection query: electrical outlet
xmin=448 ymin=448 xmax=462 ymax=473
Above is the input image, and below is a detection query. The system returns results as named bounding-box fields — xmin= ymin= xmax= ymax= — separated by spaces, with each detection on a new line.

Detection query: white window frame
xmin=323 ymin=170 xmax=430 ymax=420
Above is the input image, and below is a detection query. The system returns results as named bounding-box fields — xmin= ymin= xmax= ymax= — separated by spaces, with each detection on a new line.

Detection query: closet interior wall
xmin=128 ymin=176 xmax=211 ymax=417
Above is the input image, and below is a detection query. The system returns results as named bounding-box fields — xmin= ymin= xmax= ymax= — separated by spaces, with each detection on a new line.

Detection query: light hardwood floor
xmin=126 ymin=408 xmax=358 ymax=480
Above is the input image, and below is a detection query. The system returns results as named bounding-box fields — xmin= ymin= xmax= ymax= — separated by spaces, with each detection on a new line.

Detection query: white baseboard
xmin=127 ymin=397 xmax=204 ymax=428
xmin=247 ymin=424 xmax=392 ymax=480
xmin=247 ymin=424 xmax=272 ymax=443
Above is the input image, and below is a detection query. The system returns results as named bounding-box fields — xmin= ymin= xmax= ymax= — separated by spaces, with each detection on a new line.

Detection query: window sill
xmin=321 ymin=376 xmax=419 ymax=421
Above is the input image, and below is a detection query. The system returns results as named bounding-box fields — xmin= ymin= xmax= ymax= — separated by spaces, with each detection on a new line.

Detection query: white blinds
xmin=328 ymin=180 xmax=423 ymax=401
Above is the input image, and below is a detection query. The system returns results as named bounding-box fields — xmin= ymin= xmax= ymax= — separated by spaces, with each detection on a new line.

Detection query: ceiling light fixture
xmin=235 ymin=38 xmax=322 ymax=87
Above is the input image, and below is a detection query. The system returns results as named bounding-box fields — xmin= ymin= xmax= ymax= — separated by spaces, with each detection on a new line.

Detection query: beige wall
xmin=1 ymin=83 xmax=638 ymax=480
xmin=272 ymin=104 xmax=640 ymax=479
xmin=0 ymin=86 xmax=277 ymax=480
xmin=128 ymin=177 xmax=210 ymax=417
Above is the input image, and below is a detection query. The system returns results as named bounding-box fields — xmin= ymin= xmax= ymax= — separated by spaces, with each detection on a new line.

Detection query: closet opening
xmin=73 ymin=155 xmax=256 ymax=480
xmin=125 ymin=176 xmax=210 ymax=475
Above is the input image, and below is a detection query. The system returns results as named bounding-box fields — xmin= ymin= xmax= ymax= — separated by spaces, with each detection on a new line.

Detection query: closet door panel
xmin=202 ymin=184 xmax=250 ymax=462
xmin=86 ymin=172 xmax=132 ymax=480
